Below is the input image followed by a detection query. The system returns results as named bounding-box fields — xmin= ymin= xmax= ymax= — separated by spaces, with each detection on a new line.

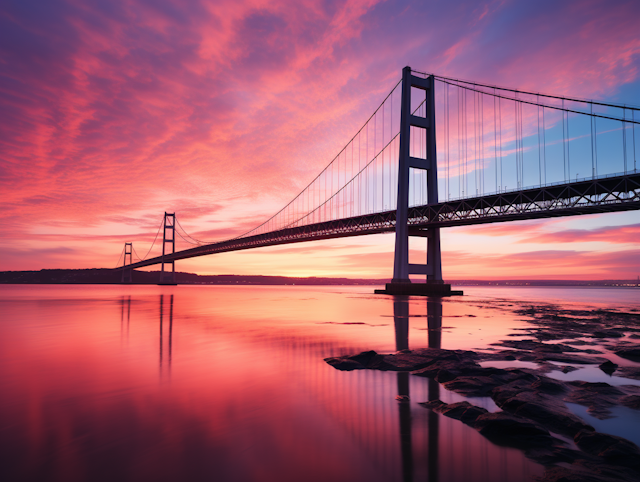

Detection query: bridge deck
xmin=117 ymin=172 xmax=640 ymax=270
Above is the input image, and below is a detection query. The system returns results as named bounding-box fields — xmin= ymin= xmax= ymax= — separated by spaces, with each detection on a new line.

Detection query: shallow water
xmin=0 ymin=284 xmax=638 ymax=482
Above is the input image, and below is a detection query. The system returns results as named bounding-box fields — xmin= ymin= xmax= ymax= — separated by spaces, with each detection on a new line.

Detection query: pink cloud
xmin=1 ymin=0 xmax=639 ymax=276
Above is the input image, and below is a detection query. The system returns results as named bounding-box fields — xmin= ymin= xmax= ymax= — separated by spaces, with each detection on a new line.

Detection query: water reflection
xmin=159 ymin=294 xmax=174 ymax=378
xmin=120 ymin=295 xmax=131 ymax=343
xmin=394 ymin=297 xmax=442 ymax=482
xmin=0 ymin=286 xmax=546 ymax=482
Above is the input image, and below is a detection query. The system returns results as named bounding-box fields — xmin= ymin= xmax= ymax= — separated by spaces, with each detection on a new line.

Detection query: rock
xmin=562 ymin=365 xmax=580 ymax=373
xmin=531 ymin=376 xmax=569 ymax=394
xmin=599 ymin=360 xmax=618 ymax=376
xmin=472 ymin=412 xmax=553 ymax=449
xmin=574 ymin=430 xmax=640 ymax=469
xmin=536 ymin=353 xmax=606 ymax=365
xmin=420 ymin=399 xmax=446 ymax=411
xmin=492 ymin=386 xmax=593 ymax=437
xmin=537 ymin=465 xmax=626 ymax=482
xmin=324 ymin=357 xmax=365 ymax=371
xmin=619 ymin=395 xmax=640 ymax=410
xmin=443 ymin=376 xmax=503 ymax=396
xmin=615 ymin=348 xmax=640 ymax=361
xmin=565 ymin=382 xmax=624 ymax=420
xmin=616 ymin=367 xmax=640 ymax=380
xmin=419 ymin=400 xmax=489 ymax=424
xmin=593 ymin=330 xmax=625 ymax=338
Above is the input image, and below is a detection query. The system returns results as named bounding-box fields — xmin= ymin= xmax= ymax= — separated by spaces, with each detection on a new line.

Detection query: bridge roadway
xmin=117 ymin=172 xmax=640 ymax=271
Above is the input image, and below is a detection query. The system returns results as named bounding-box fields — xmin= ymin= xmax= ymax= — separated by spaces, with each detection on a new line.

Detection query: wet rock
xmin=615 ymin=348 xmax=640 ymax=361
xmin=598 ymin=360 xmax=618 ymax=376
xmin=472 ymin=412 xmax=553 ymax=449
xmin=593 ymin=330 xmax=625 ymax=338
xmin=562 ymin=365 xmax=580 ymax=373
xmin=574 ymin=430 xmax=640 ymax=469
xmin=537 ymin=465 xmax=628 ymax=482
xmin=565 ymin=382 xmax=625 ymax=420
xmin=324 ymin=357 xmax=365 ymax=371
xmin=616 ymin=367 xmax=640 ymax=380
xmin=531 ymin=376 xmax=569 ymax=394
xmin=493 ymin=339 xmax=582 ymax=353
xmin=619 ymin=395 xmax=640 ymax=410
xmin=443 ymin=375 xmax=504 ymax=397
xmin=536 ymin=352 xmax=606 ymax=365
xmin=419 ymin=400 xmax=489 ymax=424
xmin=492 ymin=385 xmax=593 ymax=437
xmin=411 ymin=358 xmax=480 ymax=380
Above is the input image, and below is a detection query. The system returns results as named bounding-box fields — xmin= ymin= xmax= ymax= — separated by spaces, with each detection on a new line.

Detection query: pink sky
xmin=1 ymin=0 xmax=639 ymax=279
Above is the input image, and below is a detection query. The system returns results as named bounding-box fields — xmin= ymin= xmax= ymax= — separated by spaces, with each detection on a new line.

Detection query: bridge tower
xmin=159 ymin=212 xmax=177 ymax=285
xmin=121 ymin=242 xmax=133 ymax=283
xmin=381 ymin=67 xmax=455 ymax=296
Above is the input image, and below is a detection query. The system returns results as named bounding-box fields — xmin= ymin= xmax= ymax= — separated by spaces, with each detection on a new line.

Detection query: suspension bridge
xmin=115 ymin=67 xmax=640 ymax=293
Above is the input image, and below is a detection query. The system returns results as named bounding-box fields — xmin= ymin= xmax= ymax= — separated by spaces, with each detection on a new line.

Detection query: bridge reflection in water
xmin=141 ymin=292 xmax=540 ymax=482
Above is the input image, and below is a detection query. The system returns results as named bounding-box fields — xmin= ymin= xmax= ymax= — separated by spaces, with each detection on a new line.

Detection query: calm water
xmin=1 ymin=284 xmax=638 ymax=482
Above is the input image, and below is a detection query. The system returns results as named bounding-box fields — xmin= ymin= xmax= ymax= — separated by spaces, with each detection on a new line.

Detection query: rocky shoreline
xmin=325 ymin=304 xmax=640 ymax=482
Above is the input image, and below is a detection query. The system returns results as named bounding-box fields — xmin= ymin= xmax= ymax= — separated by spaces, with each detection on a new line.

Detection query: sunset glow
xmin=1 ymin=0 xmax=639 ymax=279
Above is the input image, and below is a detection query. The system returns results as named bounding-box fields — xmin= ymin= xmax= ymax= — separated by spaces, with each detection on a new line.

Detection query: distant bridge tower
xmin=121 ymin=242 xmax=133 ymax=283
xmin=159 ymin=212 xmax=177 ymax=285
xmin=381 ymin=67 xmax=454 ymax=296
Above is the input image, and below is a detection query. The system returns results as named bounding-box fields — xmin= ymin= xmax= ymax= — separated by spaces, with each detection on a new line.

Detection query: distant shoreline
xmin=0 ymin=269 xmax=638 ymax=287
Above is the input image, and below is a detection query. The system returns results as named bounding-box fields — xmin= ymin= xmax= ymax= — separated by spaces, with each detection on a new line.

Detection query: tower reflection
xmin=120 ymin=295 xmax=131 ymax=344
xmin=394 ymin=296 xmax=443 ymax=482
xmin=159 ymin=294 xmax=174 ymax=379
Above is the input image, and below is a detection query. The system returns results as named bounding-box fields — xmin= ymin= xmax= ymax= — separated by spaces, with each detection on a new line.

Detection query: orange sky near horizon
xmin=1 ymin=0 xmax=639 ymax=280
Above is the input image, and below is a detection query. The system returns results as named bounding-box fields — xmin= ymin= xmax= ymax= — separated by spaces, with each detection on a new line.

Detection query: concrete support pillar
xmin=377 ymin=67 xmax=460 ymax=296
xmin=121 ymin=242 xmax=133 ymax=283
xmin=159 ymin=212 xmax=177 ymax=285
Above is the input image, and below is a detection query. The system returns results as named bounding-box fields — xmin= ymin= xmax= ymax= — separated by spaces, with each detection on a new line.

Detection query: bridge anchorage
xmin=113 ymin=66 xmax=640 ymax=292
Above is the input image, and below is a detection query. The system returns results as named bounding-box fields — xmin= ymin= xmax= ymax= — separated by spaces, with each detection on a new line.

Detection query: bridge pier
xmin=378 ymin=67 xmax=460 ymax=297
xmin=159 ymin=212 xmax=177 ymax=285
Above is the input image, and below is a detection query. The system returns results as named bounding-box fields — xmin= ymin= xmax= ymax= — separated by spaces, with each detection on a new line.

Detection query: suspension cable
xmin=114 ymin=245 xmax=125 ymax=269
xmin=433 ymin=78 xmax=640 ymax=124
xmin=413 ymin=70 xmax=640 ymax=111
xmin=138 ymin=218 xmax=164 ymax=261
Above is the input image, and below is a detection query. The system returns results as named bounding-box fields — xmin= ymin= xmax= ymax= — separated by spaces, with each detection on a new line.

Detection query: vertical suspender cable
xmin=623 ymin=107 xmax=627 ymax=174
xmin=590 ymin=102 xmax=595 ymax=178
xmin=594 ymin=111 xmax=598 ymax=176
xmin=514 ymin=96 xmax=519 ymax=188
xmin=633 ymin=109 xmax=637 ymax=172
xmin=473 ymin=87 xmax=477 ymax=194
xmin=494 ymin=89 xmax=497 ymax=192
xmin=542 ymin=105 xmax=546 ymax=184
xmin=458 ymin=85 xmax=462 ymax=198
xmin=562 ymin=99 xmax=567 ymax=181
xmin=538 ymin=95 xmax=541 ymax=186
xmin=499 ymin=95 xmax=503 ymax=191
xmin=481 ymin=92 xmax=484 ymax=195
xmin=567 ymin=102 xmax=571 ymax=180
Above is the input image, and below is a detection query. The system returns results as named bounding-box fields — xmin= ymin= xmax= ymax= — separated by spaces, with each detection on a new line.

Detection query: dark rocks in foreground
xmin=615 ymin=347 xmax=640 ymax=362
xmin=325 ymin=347 xmax=640 ymax=481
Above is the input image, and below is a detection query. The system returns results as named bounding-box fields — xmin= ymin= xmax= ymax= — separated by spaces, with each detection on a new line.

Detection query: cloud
xmin=524 ymin=224 xmax=640 ymax=245
xmin=1 ymin=0 xmax=639 ymax=276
